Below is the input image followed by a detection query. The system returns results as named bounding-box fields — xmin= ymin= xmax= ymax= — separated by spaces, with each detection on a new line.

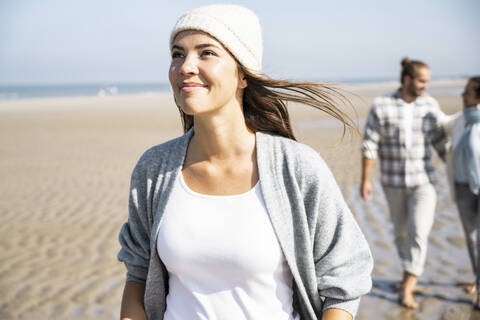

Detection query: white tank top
xmin=156 ymin=171 xmax=298 ymax=320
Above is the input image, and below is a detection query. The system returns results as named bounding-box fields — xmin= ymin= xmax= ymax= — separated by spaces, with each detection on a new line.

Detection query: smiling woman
xmin=117 ymin=4 xmax=373 ymax=320
xmin=169 ymin=30 xmax=247 ymax=120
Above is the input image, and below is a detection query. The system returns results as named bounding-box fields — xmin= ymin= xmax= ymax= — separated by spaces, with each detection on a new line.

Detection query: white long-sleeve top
xmin=442 ymin=104 xmax=480 ymax=200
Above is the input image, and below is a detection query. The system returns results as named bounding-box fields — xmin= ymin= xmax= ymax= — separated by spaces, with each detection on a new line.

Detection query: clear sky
xmin=1 ymin=0 xmax=479 ymax=85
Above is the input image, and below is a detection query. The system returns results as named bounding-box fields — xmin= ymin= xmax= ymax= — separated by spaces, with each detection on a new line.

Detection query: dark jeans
xmin=455 ymin=182 xmax=480 ymax=287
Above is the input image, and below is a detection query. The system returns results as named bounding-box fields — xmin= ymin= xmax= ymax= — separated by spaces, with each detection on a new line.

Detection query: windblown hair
xmin=469 ymin=76 xmax=480 ymax=98
xmin=400 ymin=57 xmax=429 ymax=84
xmin=178 ymin=67 xmax=358 ymax=141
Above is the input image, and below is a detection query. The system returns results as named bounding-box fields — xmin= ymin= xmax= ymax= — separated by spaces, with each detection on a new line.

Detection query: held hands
xmin=360 ymin=180 xmax=373 ymax=201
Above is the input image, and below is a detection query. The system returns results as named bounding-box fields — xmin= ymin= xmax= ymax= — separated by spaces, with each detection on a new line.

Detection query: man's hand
xmin=360 ymin=179 xmax=373 ymax=201
xmin=360 ymin=157 xmax=374 ymax=201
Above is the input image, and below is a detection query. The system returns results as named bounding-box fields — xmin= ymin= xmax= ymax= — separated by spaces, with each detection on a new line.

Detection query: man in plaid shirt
xmin=360 ymin=58 xmax=447 ymax=309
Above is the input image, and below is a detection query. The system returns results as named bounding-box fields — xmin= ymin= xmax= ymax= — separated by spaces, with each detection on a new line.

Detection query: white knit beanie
xmin=170 ymin=4 xmax=263 ymax=72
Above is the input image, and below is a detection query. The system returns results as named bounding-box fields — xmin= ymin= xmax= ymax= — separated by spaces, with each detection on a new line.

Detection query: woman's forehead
xmin=172 ymin=30 xmax=219 ymax=47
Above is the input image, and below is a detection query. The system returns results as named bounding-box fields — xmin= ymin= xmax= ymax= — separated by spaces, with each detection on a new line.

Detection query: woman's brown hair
xmin=178 ymin=67 xmax=358 ymax=141
xmin=400 ymin=57 xmax=429 ymax=85
xmin=469 ymin=76 xmax=480 ymax=98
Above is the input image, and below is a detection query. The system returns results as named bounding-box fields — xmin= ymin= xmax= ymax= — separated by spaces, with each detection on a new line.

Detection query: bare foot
xmin=400 ymin=272 xmax=419 ymax=309
xmin=400 ymin=290 xmax=419 ymax=309
xmin=464 ymin=283 xmax=476 ymax=294
xmin=474 ymin=292 xmax=480 ymax=310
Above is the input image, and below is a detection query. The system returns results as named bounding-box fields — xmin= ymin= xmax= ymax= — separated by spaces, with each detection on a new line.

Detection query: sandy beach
xmin=0 ymin=79 xmax=476 ymax=319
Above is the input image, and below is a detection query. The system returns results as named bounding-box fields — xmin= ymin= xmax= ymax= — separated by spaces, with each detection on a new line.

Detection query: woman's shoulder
xmin=258 ymin=133 xmax=342 ymax=203
xmin=259 ymin=131 xmax=320 ymax=155
xmin=257 ymin=132 xmax=331 ymax=176
xmin=133 ymin=132 xmax=191 ymax=174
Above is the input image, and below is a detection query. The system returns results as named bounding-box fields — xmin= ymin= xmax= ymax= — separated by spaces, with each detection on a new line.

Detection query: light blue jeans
xmin=454 ymin=182 xmax=480 ymax=287
xmin=383 ymin=183 xmax=437 ymax=276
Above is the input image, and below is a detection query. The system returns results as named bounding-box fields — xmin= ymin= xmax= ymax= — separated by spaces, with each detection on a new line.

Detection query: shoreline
xmin=0 ymin=78 xmax=468 ymax=103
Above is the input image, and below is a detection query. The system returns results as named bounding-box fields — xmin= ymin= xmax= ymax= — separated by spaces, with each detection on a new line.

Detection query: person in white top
xmin=443 ymin=76 xmax=480 ymax=308
xmin=118 ymin=4 xmax=373 ymax=320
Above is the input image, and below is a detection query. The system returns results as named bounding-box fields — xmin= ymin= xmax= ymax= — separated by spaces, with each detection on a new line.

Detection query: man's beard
xmin=406 ymin=83 xmax=422 ymax=98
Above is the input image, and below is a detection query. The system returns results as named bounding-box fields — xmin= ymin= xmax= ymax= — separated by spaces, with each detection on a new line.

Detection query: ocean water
xmin=0 ymin=83 xmax=171 ymax=100
xmin=0 ymin=78 xmax=464 ymax=101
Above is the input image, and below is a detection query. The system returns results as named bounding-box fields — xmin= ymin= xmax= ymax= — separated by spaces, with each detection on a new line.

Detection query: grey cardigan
xmin=118 ymin=130 xmax=373 ymax=319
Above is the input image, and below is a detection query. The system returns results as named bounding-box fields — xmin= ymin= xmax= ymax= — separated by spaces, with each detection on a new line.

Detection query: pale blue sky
xmin=1 ymin=0 xmax=479 ymax=85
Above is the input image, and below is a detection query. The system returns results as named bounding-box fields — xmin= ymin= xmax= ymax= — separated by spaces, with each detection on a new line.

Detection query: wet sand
xmin=0 ymin=80 xmax=476 ymax=319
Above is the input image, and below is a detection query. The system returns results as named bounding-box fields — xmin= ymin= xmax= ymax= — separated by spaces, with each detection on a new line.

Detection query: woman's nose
xmin=180 ymin=55 xmax=199 ymax=75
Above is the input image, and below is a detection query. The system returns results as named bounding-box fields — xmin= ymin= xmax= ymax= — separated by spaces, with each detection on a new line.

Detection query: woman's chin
xmin=179 ymin=104 xmax=202 ymax=116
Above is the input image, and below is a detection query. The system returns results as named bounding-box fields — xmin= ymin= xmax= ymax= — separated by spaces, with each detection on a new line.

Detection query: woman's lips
xmin=180 ymin=83 xmax=207 ymax=92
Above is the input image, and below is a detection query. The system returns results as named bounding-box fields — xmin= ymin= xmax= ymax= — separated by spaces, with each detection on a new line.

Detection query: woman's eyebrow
xmin=194 ymin=43 xmax=219 ymax=49
xmin=171 ymin=43 xmax=219 ymax=51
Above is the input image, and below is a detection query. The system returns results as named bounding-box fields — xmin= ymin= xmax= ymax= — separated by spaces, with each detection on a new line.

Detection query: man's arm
xmin=431 ymin=120 xmax=448 ymax=162
xmin=360 ymin=157 xmax=374 ymax=201
xmin=430 ymin=104 xmax=450 ymax=162
xmin=360 ymin=101 xmax=381 ymax=201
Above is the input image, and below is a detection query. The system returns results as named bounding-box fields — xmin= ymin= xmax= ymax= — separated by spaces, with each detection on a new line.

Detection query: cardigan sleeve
xmin=117 ymin=160 xmax=152 ymax=283
xmin=312 ymin=158 xmax=374 ymax=317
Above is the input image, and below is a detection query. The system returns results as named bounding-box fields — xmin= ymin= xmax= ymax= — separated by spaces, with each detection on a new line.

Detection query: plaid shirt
xmin=362 ymin=90 xmax=447 ymax=187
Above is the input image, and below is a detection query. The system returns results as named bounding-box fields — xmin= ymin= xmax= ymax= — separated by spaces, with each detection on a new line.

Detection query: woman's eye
xmin=171 ymin=52 xmax=183 ymax=59
xmin=202 ymin=50 xmax=217 ymax=57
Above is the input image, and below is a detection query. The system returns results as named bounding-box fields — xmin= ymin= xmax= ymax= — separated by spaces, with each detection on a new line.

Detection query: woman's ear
xmin=238 ymin=69 xmax=248 ymax=89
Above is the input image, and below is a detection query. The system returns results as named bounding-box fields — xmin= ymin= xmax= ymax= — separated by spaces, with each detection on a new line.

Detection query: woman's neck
xmin=189 ymin=105 xmax=255 ymax=163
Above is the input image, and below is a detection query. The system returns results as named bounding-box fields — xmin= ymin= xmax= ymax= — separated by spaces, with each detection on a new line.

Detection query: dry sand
xmin=0 ymin=80 xmax=477 ymax=319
